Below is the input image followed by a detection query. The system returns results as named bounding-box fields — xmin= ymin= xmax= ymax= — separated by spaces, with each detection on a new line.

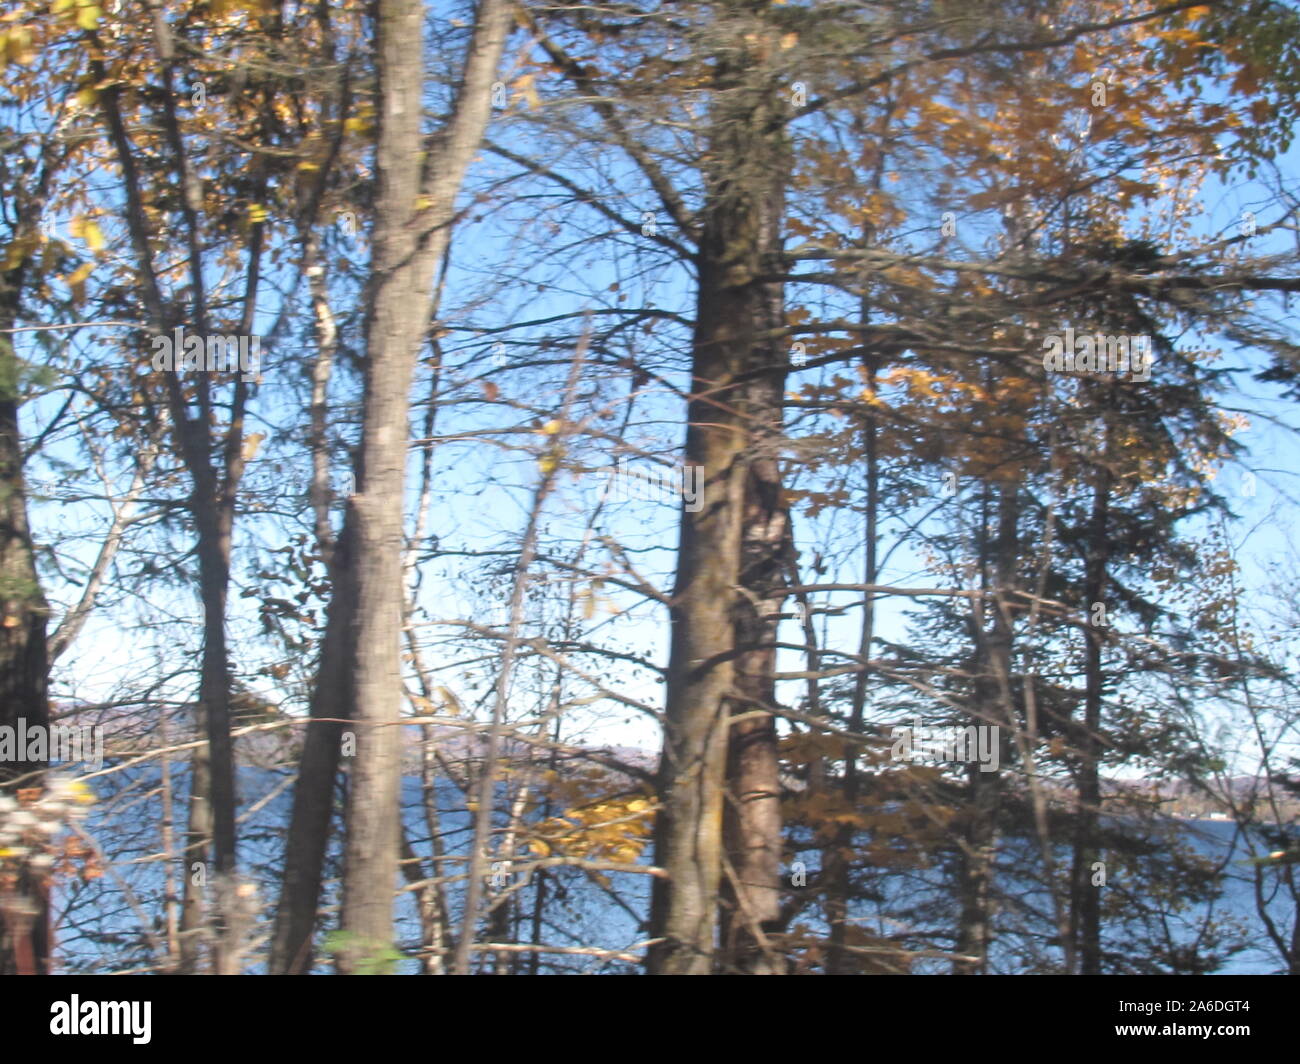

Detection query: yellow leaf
xmin=76 ymin=4 xmax=101 ymax=30
xmin=71 ymin=217 xmax=104 ymax=251
xmin=516 ymin=73 xmax=541 ymax=110
xmin=540 ymin=419 xmax=562 ymax=435
xmin=3 ymin=27 xmax=34 ymax=65
xmin=780 ymin=32 xmax=798 ymax=50
xmin=247 ymin=203 xmax=268 ymax=224
xmin=434 ymin=686 xmax=465 ymax=715
xmin=538 ymin=454 xmax=559 ymax=475
xmin=241 ymin=432 xmax=265 ymax=461
xmin=65 ymin=261 xmax=94 ymax=286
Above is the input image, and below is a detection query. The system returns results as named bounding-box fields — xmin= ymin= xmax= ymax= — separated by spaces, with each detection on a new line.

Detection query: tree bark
xmin=720 ymin=305 xmax=790 ymax=975
xmin=332 ymin=0 xmax=510 ymax=974
xmin=268 ymin=517 xmax=357 ymax=973
xmin=1071 ymin=441 xmax=1111 ymax=974
xmin=93 ymin=59 xmax=257 ymax=971
xmin=0 ymin=261 xmax=51 ymax=976
xmin=650 ymin=39 xmax=789 ymax=973
xmin=647 ymin=269 xmax=746 ymax=972
xmin=825 ymin=359 xmax=880 ymax=975
xmin=954 ymin=480 xmax=1018 ymax=974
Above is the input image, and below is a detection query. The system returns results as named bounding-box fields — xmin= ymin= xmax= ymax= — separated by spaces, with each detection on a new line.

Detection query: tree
xmin=307 ymin=0 xmax=511 ymax=974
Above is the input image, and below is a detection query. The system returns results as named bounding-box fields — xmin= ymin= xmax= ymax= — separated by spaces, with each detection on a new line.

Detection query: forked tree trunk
xmin=325 ymin=0 xmax=510 ymax=974
xmin=94 ymin=65 xmax=253 ymax=972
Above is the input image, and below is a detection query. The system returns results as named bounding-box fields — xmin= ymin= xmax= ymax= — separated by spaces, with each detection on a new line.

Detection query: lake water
xmin=48 ymin=766 xmax=1296 ymax=974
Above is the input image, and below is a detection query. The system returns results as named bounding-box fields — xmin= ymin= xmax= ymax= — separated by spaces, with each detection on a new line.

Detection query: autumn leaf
xmin=241 ymin=432 xmax=266 ymax=461
xmin=65 ymin=261 xmax=94 ymax=302
xmin=515 ymin=73 xmax=541 ymax=109
xmin=70 ymin=216 xmax=105 ymax=252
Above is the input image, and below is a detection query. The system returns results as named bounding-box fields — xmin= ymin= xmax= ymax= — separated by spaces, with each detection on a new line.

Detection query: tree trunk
xmin=1071 ymin=448 xmax=1111 ymax=974
xmin=954 ymin=481 xmax=1018 ymax=974
xmin=825 ymin=359 xmax=880 ymax=974
xmin=268 ymin=517 xmax=357 ymax=973
xmin=93 ymin=64 xmax=253 ymax=972
xmin=720 ymin=316 xmax=790 ymax=974
xmin=0 ymin=266 xmax=51 ymax=976
xmin=647 ymin=271 xmax=746 ymax=973
xmin=268 ymin=226 xmax=353 ymax=975
xmin=650 ymin=45 xmax=788 ymax=973
xmin=180 ymin=486 xmax=239 ymax=973
xmin=333 ymin=0 xmax=509 ymax=974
